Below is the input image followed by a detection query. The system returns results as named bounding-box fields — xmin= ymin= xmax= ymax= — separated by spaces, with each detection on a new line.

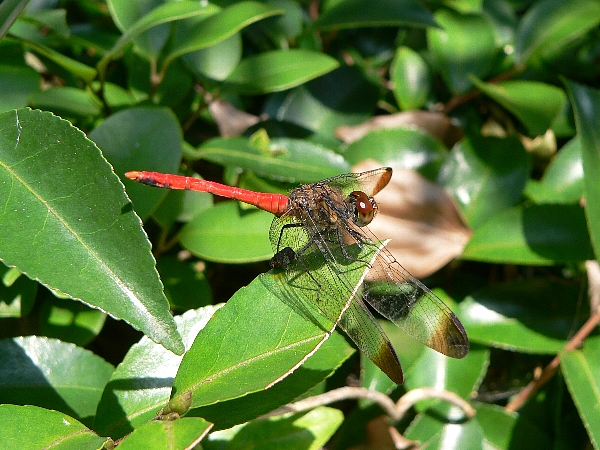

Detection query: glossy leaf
xmin=29 ymin=87 xmax=102 ymax=118
xmin=117 ymin=417 xmax=212 ymax=450
xmin=463 ymin=204 xmax=594 ymax=264
xmin=196 ymin=136 xmax=349 ymax=183
xmin=458 ymin=278 xmax=585 ymax=353
xmin=471 ymin=77 xmax=566 ymax=136
xmin=0 ymin=404 xmax=109 ymax=450
xmin=100 ymin=1 xmax=219 ymax=74
xmin=213 ymin=407 xmax=343 ymax=450
xmin=171 ymin=243 xmax=379 ymax=410
xmin=190 ymin=330 xmax=353 ymax=430
xmin=438 ymin=135 xmax=531 ymax=228
xmin=0 ymin=108 xmax=183 ymax=354
xmin=427 ymin=9 xmax=496 ymax=94
xmin=167 ymin=1 xmax=283 ymax=63
xmin=0 ymin=336 xmax=114 ymax=422
xmin=223 ymin=49 xmax=339 ymax=94
xmin=390 ymin=46 xmax=431 ymax=111
xmin=0 ymin=262 xmax=37 ymax=318
xmin=263 ymin=66 xmax=379 ymax=146
xmin=405 ymin=409 xmax=484 ymax=448
xmin=95 ymin=306 xmax=220 ymax=439
xmin=342 ymin=127 xmax=448 ymax=179
xmin=565 ymin=80 xmax=600 ymax=261
xmin=561 ymin=336 xmax=600 ymax=449
xmin=525 ymin=137 xmax=583 ymax=204
xmin=39 ymin=294 xmax=106 ymax=347
xmin=314 ymin=0 xmax=435 ymax=30
xmin=0 ymin=64 xmax=40 ymax=113
xmin=89 ymin=107 xmax=183 ymax=220
xmin=515 ymin=0 xmax=600 ymax=65
xmin=184 ymin=33 xmax=241 ymax=81
xmin=179 ymin=202 xmax=273 ymax=263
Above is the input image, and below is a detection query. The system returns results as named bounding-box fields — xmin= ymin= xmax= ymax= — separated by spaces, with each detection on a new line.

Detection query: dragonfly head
xmin=349 ymin=191 xmax=378 ymax=227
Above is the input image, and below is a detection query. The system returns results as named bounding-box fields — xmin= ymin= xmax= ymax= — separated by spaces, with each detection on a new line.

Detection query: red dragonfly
xmin=126 ymin=168 xmax=469 ymax=384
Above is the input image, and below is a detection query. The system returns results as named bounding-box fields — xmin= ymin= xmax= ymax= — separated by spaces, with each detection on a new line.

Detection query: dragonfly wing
xmin=323 ymin=167 xmax=392 ymax=197
xmin=339 ymin=296 xmax=404 ymax=384
xmin=363 ymin=248 xmax=469 ymax=358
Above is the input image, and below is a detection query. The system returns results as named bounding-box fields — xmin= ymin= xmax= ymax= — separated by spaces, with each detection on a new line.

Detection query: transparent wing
xmin=321 ymin=167 xmax=392 ymax=198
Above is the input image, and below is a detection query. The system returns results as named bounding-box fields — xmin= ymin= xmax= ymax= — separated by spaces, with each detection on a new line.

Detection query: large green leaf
xmin=561 ymin=336 xmax=600 ymax=449
xmin=0 ymin=336 xmax=114 ymax=423
xmin=196 ymin=136 xmax=349 ymax=183
xmin=565 ymin=80 xmax=600 ymax=261
xmin=223 ymin=49 xmax=339 ymax=95
xmin=390 ymin=46 xmax=431 ymax=111
xmin=471 ymin=77 xmax=566 ymax=136
xmin=525 ymin=137 xmax=583 ymax=204
xmin=171 ymin=242 xmax=380 ymax=410
xmin=100 ymin=1 xmax=219 ymax=76
xmin=263 ymin=66 xmax=379 ymax=147
xmin=463 ymin=204 xmax=594 ymax=264
xmin=167 ymin=1 xmax=282 ymax=64
xmin=189 ymin=330 xmax=353 ymax=430
xmin=0 ymin=404 xmax=109 ymax=450
xmin=207 ymin=407 xmax=343 ymax=450
xmin=515 ymin=0 xmax=600 ymax=65
xmin=438 ymin=135 xmax=531 ymax=228
xmin=458 ymin=278 xmax=585 ymax=353
xmin=0 ymin=108 xmax=183 ymax=354
xmin=116 ymin=417 xmax=212 ymax=450
xmin=427 ymin=9 xmax=496 ymax=94
xmin=314 ymin=0 xmax=435 ymax=30
xmin=179 ymin=202 xmax=274 ymax=263
xmin=0 ymin=63 xmax=40 ymax=113
xmin=95 ymin=306 xmax=220 ymax=439
xmin=89 ymin=107 xmax=183 ymax=220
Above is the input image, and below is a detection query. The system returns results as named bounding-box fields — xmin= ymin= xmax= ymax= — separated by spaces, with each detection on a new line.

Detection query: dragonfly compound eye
xmin=350 ymin=191 xmax=377 ymax=226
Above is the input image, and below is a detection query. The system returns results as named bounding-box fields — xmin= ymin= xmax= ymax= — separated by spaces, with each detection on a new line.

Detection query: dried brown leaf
xmin=354 ymin=160 xmax=472 ymax=278
xmin=208 ymin=98 xmax=260 ymax=137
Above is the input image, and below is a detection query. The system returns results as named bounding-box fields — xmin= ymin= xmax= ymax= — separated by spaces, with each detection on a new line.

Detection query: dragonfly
xmin=125 ymin=167 xmax=469 ymax=384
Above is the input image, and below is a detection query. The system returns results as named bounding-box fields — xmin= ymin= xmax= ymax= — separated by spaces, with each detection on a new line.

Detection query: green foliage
xmin=1 ymin=0 xmax=600 ymax=448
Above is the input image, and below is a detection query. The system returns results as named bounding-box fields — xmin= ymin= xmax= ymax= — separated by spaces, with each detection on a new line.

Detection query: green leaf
xmin=100 ymin=1 xmax=219 ymax=76
xmin=171 ymin=243 xmax=379 ymax=410
xmin=116 ymin=417 xmax=212 ymax=450
xmin=0 ymin=262 xmax=37 ymax=318
xmin=20 ymin=39 xmax=97 ymax=82
xmin=458 ymin=278 xmax=585 ymax=353
xmin=95 ymin=306 xmax=220 ymax=439
xmin=183 ymin=33 xmax=241 ymax=81
xmin=167 ymin=1 xmax=283 ymax=64
xmin=179 ymin=202 xmax=273 ymax=263
xmin=197 ymin=136 xmax=349 ymax=183
xmin=470 ymin=77 xmax=566 ymax=136
xmin=29 ymin=87 xmax=102 ymax=118
xmin=191 ymin=330 xmax=353 ymax=430
xmin=342 ymin=127 xmax=448 ymax=179
xmin=213 ymin=407 xmax=343 ymax=450
xmin=561 ymin=336 xmax=600 ymax=449
xmin=525 ymin=137 xmax=583 ymax=204
xmin=390 ymin=46 xmax=431 ymax=110
xmin=463 ymin=204 xmax=594 ymax=264
xmin=223 ymin=49 xmax=339 ymax=95
xmin=427 ymin=9 xmax=496 ymax=94
xmin=438 ymin=135 xmax=531 ymax=228
xmin=0 ymin=108 xmax=183 ymax=355
xmin=0 ymin=64 xmax=40 ymax=113
xmin=89 ymin=107 xmax=183 ymax=220
xmin=158 ymin=256 xmax=212 ymax=312
xmin=515 ymin=0 xmax=600 ymax=65
xmin=314 ymin=0 xmax=436 ymax=30
xmin=0 ymin=404 xmax=109 ymax=450
xmin=0 ymin=336 xmax=114 ymax=422
xmin=263 ymin=66 xmax=379 ymax=147
xmin=39 ymin=293 xmax=106 ymax=347
xmin=565 ymin=80 xmax=600 ymax=262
